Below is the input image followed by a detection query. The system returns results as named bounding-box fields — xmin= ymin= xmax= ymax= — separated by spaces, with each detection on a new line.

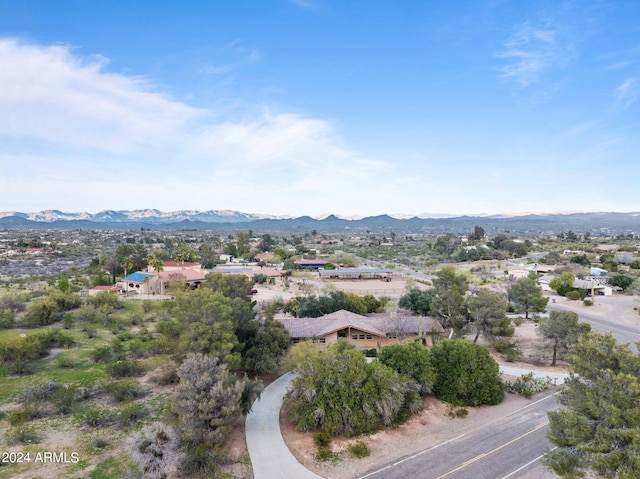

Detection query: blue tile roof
xmin=123 ymin=272 xmax=154 ymax=282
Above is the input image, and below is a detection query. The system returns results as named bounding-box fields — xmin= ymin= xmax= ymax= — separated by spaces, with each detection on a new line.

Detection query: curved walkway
xmin=246 ymin=372 xmax=323 ymax=479
xmin=245 ymin=367 xmax=569 ymax=479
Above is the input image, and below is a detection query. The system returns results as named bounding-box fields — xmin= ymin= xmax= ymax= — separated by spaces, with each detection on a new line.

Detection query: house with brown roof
xmin=279 ymin=309 xmax=444 ymax=350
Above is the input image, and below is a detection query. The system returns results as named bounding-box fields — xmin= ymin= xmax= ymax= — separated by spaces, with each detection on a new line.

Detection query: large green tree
xmin=544 ymin=332 xmax=640 ymax=478
xmin=430 ymin=339 xmax=504 ymax=406
xmin=379 ymin=341 xmax=436 ymax=396
xmin=608 ymin=274 xmax=635 ymax=292
xmin=286 ymin=341 xmax=422 ymax=436
xmin=399 ymin=288 xmax=434 ymax=316
xmin=174 ymin=288 xmax=248 ymax=368
xmin=538 ymin=310 xmax=591 ymax=366
xmin=466 ymin=289 xmax=513 ymax=343
xmin=430 ymin=267 xmax=469 ymax=334
xmin=549 ymin=272 xmax=577 ymax=297
xmin=510 ymin=275 xmax=548 ymax=319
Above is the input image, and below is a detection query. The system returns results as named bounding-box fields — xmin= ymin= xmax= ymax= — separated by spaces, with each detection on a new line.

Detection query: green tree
xmin=379 ymin=341 xmax=436 ymax=396
xmin=570 ymin=254 xmax=590 ymax=267
xmin=538 ymin=310 xmax=591 ymax=366
xmin=466 ymin=289 xmax=513 ymax=343
xmin=399 ymin=288 xmax=434 ymax=316
xmin=510 ymin=275 xmax=548 ymax=319
xmin=431 ymin=267 xmax=469 ymax=334
xmin=204 ymin=273 xmax=255 ymax=299
xmin=236 ymin=232 xmax=251 ymax=258
xmin=172 ymin=353 xmax=262 ymax=451
xmin=543 ymin=332 xmax=640 ymax=478
xmin=549 ymin=272 xmax=576 ymax=297
xmin=430 ymin=339 xmax=504 ymax=407
xmin=241 ymin=320 xmax=290 ymax=376
xmin=608 ymin=274 xmax=635 ymax=291
xmin=174 ymin=242 xmax=197 ymax=263
xmin=286 ymin=341 xmax=422 ymax=436
xmin=174 ymin=288 xmax=244 ymax=368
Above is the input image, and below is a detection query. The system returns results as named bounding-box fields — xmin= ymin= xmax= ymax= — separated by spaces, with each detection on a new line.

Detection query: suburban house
xmin=573 ymin=279 xmax=613 ymax=296
xmin=118 ymin=260 xmax=207 ymax=296
xmin=279 ymin=309 xmax=444 ymax=350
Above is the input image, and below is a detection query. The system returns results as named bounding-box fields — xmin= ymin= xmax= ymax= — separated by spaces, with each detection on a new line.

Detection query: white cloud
xmin=0 ymin=38 xmax=401 ymax=216
xmin=614 ymin=78 xmax=637 ymax=108
xmin=496 ymin=20 xmax=570 ymax=87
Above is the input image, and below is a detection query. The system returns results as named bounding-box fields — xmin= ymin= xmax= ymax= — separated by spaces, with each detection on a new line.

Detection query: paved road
xmin=548 ymin=295 xmax=640 ymax=352
xmin=358 ymin=391 xmax=559 ymax=479
xmin=246 ymin=372 xmax=323 ymax=479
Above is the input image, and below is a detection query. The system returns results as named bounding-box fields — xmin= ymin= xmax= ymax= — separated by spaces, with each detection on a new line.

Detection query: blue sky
xmin=1 ymin=0 xmax=639 ymax=217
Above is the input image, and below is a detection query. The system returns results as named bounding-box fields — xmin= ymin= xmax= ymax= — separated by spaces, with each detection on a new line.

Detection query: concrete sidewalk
xmin=246 ymin=372 xmax=323 ymax=479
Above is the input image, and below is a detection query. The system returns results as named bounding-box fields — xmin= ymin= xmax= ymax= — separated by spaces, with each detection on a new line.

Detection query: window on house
xmin=366 ymin=334 xmax=372 ymax=340
xmin=351 ymin=335 xmax=358 ymax=340
xmin=338 ymin=332 xmax=346 ymax=338
xmin=359 ymin=334 xmax=365 ymax=339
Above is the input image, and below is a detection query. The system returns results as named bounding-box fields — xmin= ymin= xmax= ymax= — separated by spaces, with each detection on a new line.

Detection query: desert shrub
xmin=104 ymin=379 xmax=148 ymax=403
xmin=492 ymin=339 xmax=522 ymax=362
xmin=566 ymin=290 xmax=581 ymax=300
xmin=88 ymin=291 xmax=120 ymax=311
xmin=315 ymin=446 xmax=335 ymax=462
xmin=79 ymin=405 xmax=116 ymax=427
xmin=17 ymin=380 xmax=60 ymax=404
xmin=75 ymin=305 xmax=97 ymax=323
xmin=117 ymin=403 xmax=148 ymax=427
xmin=90 ymin=437 xmax=110 ymax=449
xmin=8 ymin=404 xmax=41 ymax=425
xmin=155 ymin=366 xmax=180 ymax=386
xmin=90 ymin=345 xmax=114 ymax=363
xmin=583 ymin=299 xmax=593 ymax=306
xmin=504 ymin=373 xmax=553 ymax=398
xmin=127 ymin=339 xmax=151 ymax=358
xmin=179 ymin=443 xmax=225 ymax=478
xmin=447 ymin=405 xmax=469 ymax=418
xmin=0 ymin=309 xmax=15 ymax=329
xmin=5 ymin=425 xmax=41 ymax=445
xmin=347 ymin=440 xmax=371 ymax=458
xmin=55 ymin=354 xmax=76 ymax=369
xmin=148 ymin=336 xmax=172 ymax=355
xmin=106 ymin=359 xmax=145 ymax=378
xmin=51 ymin=384 xmax=79 ymax=414
xmin=84 ymin=325 xmax=98 ymax=339
xmin=0 ymin=334 xmax=46 ymax=364
xmin=313 ymin=432 xmax=332 ymax=448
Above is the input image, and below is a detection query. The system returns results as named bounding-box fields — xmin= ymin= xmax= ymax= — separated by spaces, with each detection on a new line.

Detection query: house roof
xmin=279 ymin=309 xmax=444 ymax=339
xmin=157 ymin=269 xmax=206 ymax=282
xmin=91 ymin=285 xmax=122 ymax=291
xmin=123 ymin=272 xmax=154 ymax=282
xmin=163 ymin=261 xmax=201 ymax=268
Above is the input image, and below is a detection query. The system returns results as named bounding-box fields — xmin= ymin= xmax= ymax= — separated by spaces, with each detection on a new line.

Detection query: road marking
xmin=499 ymin=447 xmax=557 ymax=479
xmin=506 ymin=392 xmax=558 ymax=417
xmin=357 ymin=434 xmax=467 ymax=478
xmin=435 ymin=422 xmax=549 ymax=479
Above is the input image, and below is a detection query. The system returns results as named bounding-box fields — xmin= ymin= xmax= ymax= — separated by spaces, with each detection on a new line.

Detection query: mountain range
xmin=0 ymin=209 xmax=639 ymax=235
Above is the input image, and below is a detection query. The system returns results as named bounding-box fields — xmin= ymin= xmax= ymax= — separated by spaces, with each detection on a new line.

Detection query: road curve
xmin=246 ymin=372 xmax=323 ymax=479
